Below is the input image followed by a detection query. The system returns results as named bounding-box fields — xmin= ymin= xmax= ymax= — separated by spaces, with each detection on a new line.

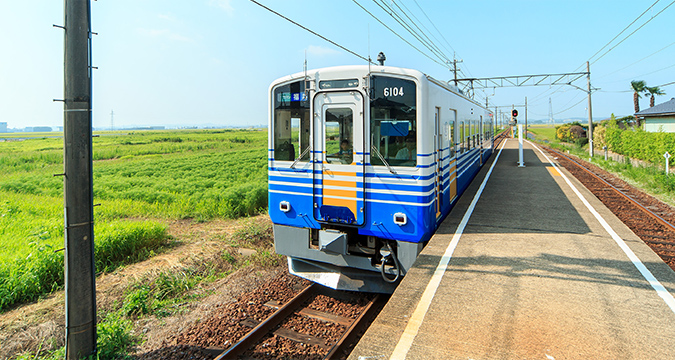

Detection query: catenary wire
xmin=596 ymin=40 xmax=675 ymax=80
xmin=372 ymin=0 xmax=450 ymax=66
xmin=249 ymin=0 xmax=375 ymax=64
xmin=589 ymin=0 xmax=675 ymax=67
xmin=412 ymin=0 xmax=456 ymax=60
xmin=573 ymin=0 xmax=663 ymax=71
xmin=352 ymin=0 xmax=449 ymax=68
xmin=391 ymin=0 xmax=451 ymax=63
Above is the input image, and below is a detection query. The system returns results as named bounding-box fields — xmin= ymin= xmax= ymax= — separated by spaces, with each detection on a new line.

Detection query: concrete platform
xmin=349 ymin=139 xmax=675 ymax=360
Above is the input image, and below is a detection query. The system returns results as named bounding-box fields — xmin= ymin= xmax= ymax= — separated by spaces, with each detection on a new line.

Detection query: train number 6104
xmin=383 ymin=87 xmax=404 ymax=97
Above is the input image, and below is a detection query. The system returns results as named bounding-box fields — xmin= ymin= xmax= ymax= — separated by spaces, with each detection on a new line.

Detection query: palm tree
xmin=645 ymin=86 xmax=666 ymax=107
xmin=631 ymin=80 xmax=647 ymax=126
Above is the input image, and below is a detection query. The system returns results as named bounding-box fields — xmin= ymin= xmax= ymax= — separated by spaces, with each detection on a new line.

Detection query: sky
xmin=0 ymin=0 xmax=673 ymax=130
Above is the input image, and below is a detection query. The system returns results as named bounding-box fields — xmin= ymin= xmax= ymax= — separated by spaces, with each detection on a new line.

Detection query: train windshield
xmin=272 ymin=81 xmax=310 ymax=161
xmin=370 ymin=76 xmax=417 ymax=167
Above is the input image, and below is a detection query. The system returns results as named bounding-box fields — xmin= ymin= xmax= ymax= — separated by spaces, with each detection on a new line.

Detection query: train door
xmin=313 ymin=92 xmax=365 ymax=225
xmin=449 ymin=109 xmax=458 ymax=202
xmin=435 ymin=107 xmax=442 ymax=219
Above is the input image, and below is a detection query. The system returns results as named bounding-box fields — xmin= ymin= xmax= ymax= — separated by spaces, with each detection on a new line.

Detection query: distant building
xmin=636 ymin=98 xmax=675 ymax=132
xmin=32 ymin=126 xmax=53 ymax=132
xmin=0 ymin=122 xmax=7 ymax=133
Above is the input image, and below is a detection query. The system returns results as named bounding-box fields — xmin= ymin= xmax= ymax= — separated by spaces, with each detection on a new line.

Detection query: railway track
xmin=545 ymin=146 xmax=675 ymax=271
xmin=208 ymin=282 xmax=385 ymax=360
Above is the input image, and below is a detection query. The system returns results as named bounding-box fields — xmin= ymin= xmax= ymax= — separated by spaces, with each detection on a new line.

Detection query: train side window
xmin=465 ymin=121 xmax=470 ymax=150
xmin=459 ymin=121 xmax=464 ymax=154
xmin=272 ymin=81 xmax=310 ymax=162
xmin=370 ymin=76 xmax=417 ymax=167
xmin=480 ymin=116 xmax=483 ymax=143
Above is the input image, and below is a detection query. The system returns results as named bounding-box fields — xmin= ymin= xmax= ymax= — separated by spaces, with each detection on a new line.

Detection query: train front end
xmin=269 ymin=66 xmax=435 ymax=294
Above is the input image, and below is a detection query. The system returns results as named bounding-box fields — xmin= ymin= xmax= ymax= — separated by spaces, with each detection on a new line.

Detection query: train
xmin=268 ymin=64 xmax=494 ymax=293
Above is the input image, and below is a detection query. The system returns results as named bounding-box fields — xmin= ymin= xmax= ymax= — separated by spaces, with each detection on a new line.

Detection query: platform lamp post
xmin=62 ymin=0 xmax=97 ymax=359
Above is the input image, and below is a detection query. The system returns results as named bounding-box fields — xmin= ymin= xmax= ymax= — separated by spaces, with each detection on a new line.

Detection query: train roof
xmin=270 ymin=64 xmax=488 ymax=110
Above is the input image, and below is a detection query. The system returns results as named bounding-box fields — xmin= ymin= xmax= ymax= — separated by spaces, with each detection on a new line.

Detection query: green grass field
xmin=0 ymin=129 xmax=268 ymax=310
xmin=526 ymin=124 xmax=558 ymax=143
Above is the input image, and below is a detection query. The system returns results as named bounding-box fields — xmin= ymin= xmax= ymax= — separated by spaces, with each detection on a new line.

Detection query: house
xmin=635 ymin=97 xmax=675 ymax=132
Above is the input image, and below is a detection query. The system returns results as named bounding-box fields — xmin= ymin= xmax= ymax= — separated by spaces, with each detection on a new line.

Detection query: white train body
xmin=268 ymin=65 xmax=493 ymax=293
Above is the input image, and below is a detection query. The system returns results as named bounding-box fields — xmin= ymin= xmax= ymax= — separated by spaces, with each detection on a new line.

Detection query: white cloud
xmin=306 ymin=45 xmax=340 ymax=57
xmin=209 ymin=0 xmax=234 ymax=16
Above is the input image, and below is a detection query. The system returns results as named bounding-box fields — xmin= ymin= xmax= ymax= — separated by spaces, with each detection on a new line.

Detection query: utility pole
xmin=63 ymin=0 xmax=97 ymax=359
xmin=586 ymin=61 xmax=594 ymax=157
xmin=524 ymin=97 xmax=528 ymax=138
xmin=494 ymin=106 xmax=498 ymax=132
xmin=451 ymin=57 xmax=463 ymax=86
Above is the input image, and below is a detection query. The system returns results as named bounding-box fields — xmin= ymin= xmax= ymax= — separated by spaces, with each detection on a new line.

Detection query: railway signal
xmin=510 ymin=108 xmax=518 ymax=125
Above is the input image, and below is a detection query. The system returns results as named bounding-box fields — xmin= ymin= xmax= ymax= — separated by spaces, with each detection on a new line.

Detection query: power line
xmin=390 ymin=0 xmax=450 ymax=63
xmin=408 ymin=0 xmax=474 ymax=78
xmin=551 ymin=95 xmax=590 ymax=117
xmin=411 ymin=0 xmax=456 ymax=58
xmin=599 ymin=62 xmax=675 ymax=85
xmin=371 ymin=0 xmax=450 ymax=66
xmin=596 ymin=40 xmax=675 ymax=80
xmin=578 ymin=0 xmax=663 ymax=70
xmin=590 ymin=0 xmax=675 ymax=66
xmin=249 ymin=0 xmax=374 ymax=64
xmin=352 ymin=0 xmax=447 ymax=68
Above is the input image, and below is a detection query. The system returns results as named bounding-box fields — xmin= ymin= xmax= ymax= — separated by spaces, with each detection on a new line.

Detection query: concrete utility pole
xmin=63 ymin=0 xmax=97 ymax=358
xmin=451 ymin=57 xmax=463 ymax=86
xmin=586 ymin=61 xmax=594 ymax=157
xmin=524 ymin=97 xmax=528 ymax=138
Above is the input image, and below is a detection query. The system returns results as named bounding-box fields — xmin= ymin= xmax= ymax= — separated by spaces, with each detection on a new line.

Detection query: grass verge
xmin=0 ymin=221 xmax=168 ymax=311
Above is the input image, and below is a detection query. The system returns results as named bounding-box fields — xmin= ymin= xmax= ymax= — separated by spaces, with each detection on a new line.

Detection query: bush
xmin=556 ymin=122 xmax=587 ymax=143
xmin=556 ymin=124 xmax=572 ymax=142
xmin=569 ymin=125 xmax=587 ymax=140
xmin=593 ymin=123 xmax=607 ymax=148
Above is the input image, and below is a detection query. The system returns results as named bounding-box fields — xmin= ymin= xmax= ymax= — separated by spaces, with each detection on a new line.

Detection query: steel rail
xmin=215 ymin=283 xmax=319 ymax=360
xmin=547 ymin=147 xmax=675 ymax=233
xmin=323 ymin=294 xmax=385 ymax=360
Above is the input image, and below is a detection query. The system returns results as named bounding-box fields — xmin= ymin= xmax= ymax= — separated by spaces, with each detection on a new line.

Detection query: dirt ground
xmin=0 ymin=214 xmax=284 ymax=359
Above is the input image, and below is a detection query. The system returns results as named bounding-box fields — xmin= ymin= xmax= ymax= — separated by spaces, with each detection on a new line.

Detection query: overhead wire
xmin=599 ymin=63 xmax=675 ymax=85
xmin=596 ymin=40 xmax=675 ymax=80
xmin=589 ymin=0 xmax=675 ymax=67
xmin=351 ymin=0 xmax=447 ymax=68
xmin=391 ymin=0 xmax=451 ymax=63
xmin=526 ymin=0 xmax=673 ymax=117
xmin=411 ymin=0 xmax=456 ymax=59
xmin=573 ymin=0 xmax=663 ymax=71
xmin=408 ymin=0 xmax=474 ymax=78
xmin=371 ymin=0 xmax=450 ymax=67
xmin=248 ymin=0 xmax=374 ymax=64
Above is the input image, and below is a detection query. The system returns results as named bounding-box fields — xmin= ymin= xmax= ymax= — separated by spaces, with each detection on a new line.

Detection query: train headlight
xmin=279 ymin=201 xmax=291 ymax=213
xmin=393 ymin=212 xmax=407 ymax=226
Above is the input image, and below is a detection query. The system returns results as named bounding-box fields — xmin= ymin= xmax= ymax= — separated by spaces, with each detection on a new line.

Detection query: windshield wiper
xmin=290 ymin=145 xmax=311 ymax=169
xmin=371 ymin=146 xmax=397 ymax=174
